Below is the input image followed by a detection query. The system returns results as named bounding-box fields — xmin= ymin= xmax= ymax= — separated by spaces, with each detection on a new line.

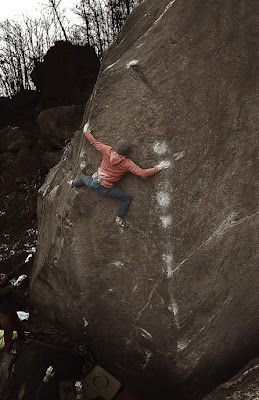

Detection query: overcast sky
xmin=0 ymin=0 xmax=76 ymax=21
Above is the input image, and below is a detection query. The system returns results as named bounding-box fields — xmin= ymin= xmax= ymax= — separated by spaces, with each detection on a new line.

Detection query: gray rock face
xmin=30 ymin=0 xmax=258 ymax=399
xmin=0 ymin=126 xmax=35 ymax=153
xmin=201 ymin=358 xmax=259 ymax=400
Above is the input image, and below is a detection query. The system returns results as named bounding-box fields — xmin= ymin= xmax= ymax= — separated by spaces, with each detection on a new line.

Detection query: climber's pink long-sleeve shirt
xmin=85 ymin=130 xmax=159 ymax=188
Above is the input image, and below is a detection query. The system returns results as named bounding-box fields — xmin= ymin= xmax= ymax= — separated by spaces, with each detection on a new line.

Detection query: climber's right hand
xmin=83 ymin=122 xmax=90 ymax=133
xmin=75 ymin=381 xmax=83 ymax=394
xmin=157 ymin=160 xmax=170 ymax=171
xmin=44 ymin=366 xmax=55 ymax=381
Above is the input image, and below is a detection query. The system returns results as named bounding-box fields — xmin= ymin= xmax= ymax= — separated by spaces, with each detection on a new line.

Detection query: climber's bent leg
xmin=106 ymin=187 xmax=132 ymax=218
xmin=94 ymin=185 xmax=132 ymax=223
xmin=72 ymin=175 xmax=93 ymax=188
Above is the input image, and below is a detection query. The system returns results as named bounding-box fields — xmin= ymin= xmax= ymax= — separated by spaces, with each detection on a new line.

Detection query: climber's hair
xmin=116 ymin=139 xmax=131 ymax=155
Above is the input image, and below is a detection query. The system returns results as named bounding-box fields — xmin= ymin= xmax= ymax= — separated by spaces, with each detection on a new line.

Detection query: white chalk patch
xmin=80 ymin=161 xmax=86 ymax=170
xmin=142 ymin=349 xmax=152 ymax=369
xmin=177 ymin=340 xmax=188 ymax=351
xmin=139 ymin=328 xmax=152 ymax=340
xmin=0 ymin=211 xmax=6 ymax=216
xmin=126 ymin=59 xmax=139 ymax=69
xmin=83 ymin=317 xmax=89 ymax=328
xmin=153 ymin=141 xmax=168 ymax=154
xmin=80 ymin=150 xmax=86 ymax=158
xmin=156 ymin=191 xmax=170 ymax=208
xmin=167 ymin=295 xmax=180 ymax=329
xmin=48 ymin=185 xmax=58 ymax=199
xmin=104 ymin=62 xmax=117 ymax=71
xmin=162 ymin=253 xmax=173 ymax=264
xmin=173 ymin=151 xmax=186 ymax=161
xmin=133 ymin=284 xmax=138 ymax=292
xmin=154 ymin=0 xmax=177 ymax=26
xmin=109 ymin=261 xmax=124 ymax=268
xmin=160 ymin=215 xmax=172 ymax=228
xmin=162 ymin=253 xmax=174 ymax=278
xmin=42 ymin=185 xmax=49 ymax=197
xmin=167 ymin=301 xmax=178 ymax=317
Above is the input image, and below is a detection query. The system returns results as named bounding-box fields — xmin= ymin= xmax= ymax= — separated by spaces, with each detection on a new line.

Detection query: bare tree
xmin=0 ymin=0 xmax=143 ymax=96
xmin=73 ymin=0 xmax=143 ymax=57
xmin=45 ymin=0 xmax=69 ymax=42
xmin=0 ymin=12 xmax=70 ymax=97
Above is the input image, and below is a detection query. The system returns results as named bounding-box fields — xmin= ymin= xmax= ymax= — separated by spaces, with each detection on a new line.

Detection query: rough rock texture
xmin=37 ymin=105 xmax=84 ymax=149
xmin=30 ymin=0 xmax=258 ymax=399
xmin=0 ymin=90 xmax=41 ymax=130
xmin=201 ymin=358 xmax=259 ymax=400
xmin=0 ymin=126 xmax=36 ymax=153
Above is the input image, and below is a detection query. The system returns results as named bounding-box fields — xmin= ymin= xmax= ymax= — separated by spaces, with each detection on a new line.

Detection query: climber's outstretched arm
xmin=127 ymin=160 xmax=170 ymax=178
xmin=83 ymin=123 xmax=111 ymax=154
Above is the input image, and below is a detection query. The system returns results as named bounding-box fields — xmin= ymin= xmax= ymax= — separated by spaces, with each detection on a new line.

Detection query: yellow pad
xmin=0 ymin=329 xmax=18 ymax=351
xmin=59 ymin=365 xmax=121 ymax=400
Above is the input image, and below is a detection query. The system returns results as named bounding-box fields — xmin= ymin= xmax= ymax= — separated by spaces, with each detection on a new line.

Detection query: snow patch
xmin=153 ymin=141 xmax=168 ymax=154
xmin=126 ymin=59 xmax=139 ymax=69
xmin=27 ymin=229 xmax=38 ymax=236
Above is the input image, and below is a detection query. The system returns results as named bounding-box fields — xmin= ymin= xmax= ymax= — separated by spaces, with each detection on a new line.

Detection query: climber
xmin=0 ymin=254 xmax=32 ymax=354
xmin=68 ymin=123 xmax=170 ymax=228
xmin=36 ymin=367 xmax=83 ymax=400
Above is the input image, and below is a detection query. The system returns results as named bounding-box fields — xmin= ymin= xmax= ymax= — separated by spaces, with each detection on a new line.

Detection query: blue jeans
xmin=72 ymin=175 xmax=132 ymax=218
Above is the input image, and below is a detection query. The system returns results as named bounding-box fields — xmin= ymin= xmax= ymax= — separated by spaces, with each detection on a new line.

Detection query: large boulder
xmin=0 ymin=90 xmax=41 ymax=130
xmin=0 ymin=126 xmax=36 ymax=153
xmin=37 ymin=105 xmax=84 ymax=149
xmin=31 ymin=41 xmax=100 ymax=107
xmin=201 ymin=358 xmax=259 ymax=400
xmin=30 ymin=0 xmax=258 ymax=399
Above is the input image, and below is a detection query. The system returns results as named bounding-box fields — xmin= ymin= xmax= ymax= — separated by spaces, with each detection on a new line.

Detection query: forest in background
xmin=0 ymin=0 xmax=143 ymax=98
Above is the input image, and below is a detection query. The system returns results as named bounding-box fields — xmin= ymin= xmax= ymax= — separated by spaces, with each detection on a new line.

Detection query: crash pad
xmin=59 ymin=365 xmax=121 ymax=400
xmin=0 ymin=330 xmax=18 ymax=351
